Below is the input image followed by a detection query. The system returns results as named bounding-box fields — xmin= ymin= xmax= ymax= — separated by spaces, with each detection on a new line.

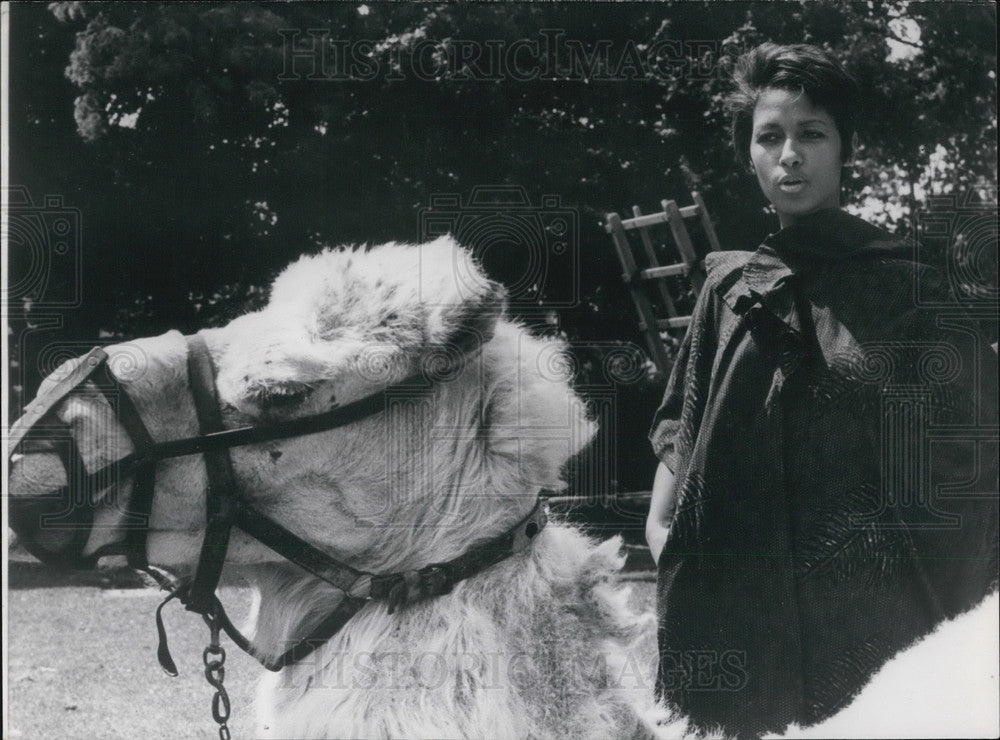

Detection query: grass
xmin=6 ymin=566 xmax=262 ymax=739
xmin=6 ymin=562 xmax=658 ymax=739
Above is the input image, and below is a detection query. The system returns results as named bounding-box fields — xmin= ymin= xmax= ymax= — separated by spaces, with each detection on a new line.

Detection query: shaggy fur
xmin=249 ymin=528 xmax=682 ymax=739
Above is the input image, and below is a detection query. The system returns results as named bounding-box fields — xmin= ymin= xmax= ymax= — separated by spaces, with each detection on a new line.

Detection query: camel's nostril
xmin=270 ymin=450 xmax=283 ymax=462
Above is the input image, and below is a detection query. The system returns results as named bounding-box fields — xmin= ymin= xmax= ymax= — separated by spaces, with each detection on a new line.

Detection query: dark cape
xmin=648 ymin=209 xmax=999 ymax=737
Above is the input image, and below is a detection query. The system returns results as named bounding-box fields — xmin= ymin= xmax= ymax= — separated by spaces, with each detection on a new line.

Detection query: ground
xmin=6 ymin=562 xmax=263 ymax=739
xmin=5 ymin=561 xmax=658 ymax=739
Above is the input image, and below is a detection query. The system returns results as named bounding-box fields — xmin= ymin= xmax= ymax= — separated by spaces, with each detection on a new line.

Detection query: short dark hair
xmin=727 ymin=43 xmax=859 ymax=169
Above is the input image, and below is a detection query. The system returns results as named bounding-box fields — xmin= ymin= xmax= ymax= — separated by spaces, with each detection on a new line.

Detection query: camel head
xmin=8 ymin=236 xmax=597 ymax=580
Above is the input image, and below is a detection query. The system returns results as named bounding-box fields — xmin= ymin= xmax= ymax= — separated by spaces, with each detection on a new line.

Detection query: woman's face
xmin=750 ymin=87 xmax=843 ymax=228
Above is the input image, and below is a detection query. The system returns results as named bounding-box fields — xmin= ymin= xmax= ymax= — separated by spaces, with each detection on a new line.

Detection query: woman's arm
xmin=645 ymin=461 xmax=677 ymax=563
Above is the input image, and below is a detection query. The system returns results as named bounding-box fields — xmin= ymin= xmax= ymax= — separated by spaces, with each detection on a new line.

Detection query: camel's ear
xmin=419 ymin=236 xmax=507 ymax=354
xmin=439 ymin=277 xmax=507 ymax=355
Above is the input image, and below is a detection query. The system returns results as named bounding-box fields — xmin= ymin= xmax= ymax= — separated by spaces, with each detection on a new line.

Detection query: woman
xmin=646 ymin=43 xmax=998 ymax=737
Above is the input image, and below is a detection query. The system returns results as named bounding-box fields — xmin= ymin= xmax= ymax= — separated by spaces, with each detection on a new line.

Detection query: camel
xmin=9 ymin=237 xmax=685 ymax=739
xmin=8 ymin=237 xmax=996 ymax=738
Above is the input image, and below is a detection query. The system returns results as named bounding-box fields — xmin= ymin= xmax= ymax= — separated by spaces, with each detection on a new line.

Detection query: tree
xmin=10 ymin=1 xmax=997 ymax=494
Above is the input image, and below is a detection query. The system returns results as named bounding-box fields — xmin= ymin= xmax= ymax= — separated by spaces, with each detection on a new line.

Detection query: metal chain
xmin=202 ymin=612 xmax=232 ymax=740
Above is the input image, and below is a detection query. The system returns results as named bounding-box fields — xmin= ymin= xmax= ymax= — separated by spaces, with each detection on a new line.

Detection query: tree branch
xmin=885 ymin=30 xmax=923 ymax=50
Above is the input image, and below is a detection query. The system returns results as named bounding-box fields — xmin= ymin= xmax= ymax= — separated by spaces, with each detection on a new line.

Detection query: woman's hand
xmin=645 ymin=462 xmax=678 ymax=564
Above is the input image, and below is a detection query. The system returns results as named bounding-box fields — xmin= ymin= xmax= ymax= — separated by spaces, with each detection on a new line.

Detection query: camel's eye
xmin=250 ymin=381 xmax=314 ymax=409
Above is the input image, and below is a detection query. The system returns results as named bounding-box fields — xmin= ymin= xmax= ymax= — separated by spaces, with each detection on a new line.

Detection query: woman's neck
xmin=777 ymin=204 xmax=843 ymax=229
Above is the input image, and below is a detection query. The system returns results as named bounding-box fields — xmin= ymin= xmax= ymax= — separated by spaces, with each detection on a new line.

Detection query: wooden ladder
xmin=604 ymin=192 xmax=721 ymax=372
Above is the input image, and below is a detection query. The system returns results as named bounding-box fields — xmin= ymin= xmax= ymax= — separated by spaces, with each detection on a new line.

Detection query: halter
xmin=8 ymin=331 xmax=548 ymax=675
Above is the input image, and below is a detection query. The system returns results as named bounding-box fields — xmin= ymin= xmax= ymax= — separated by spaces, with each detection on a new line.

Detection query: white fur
xmin=251 ymin=528 xmax=693 ymax=739
xmin=773 ymin=591 xmax=999 ymax=739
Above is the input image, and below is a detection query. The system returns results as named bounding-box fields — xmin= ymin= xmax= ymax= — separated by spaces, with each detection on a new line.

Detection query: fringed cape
xmin=649 ymin=209 xmax=998 ymax=737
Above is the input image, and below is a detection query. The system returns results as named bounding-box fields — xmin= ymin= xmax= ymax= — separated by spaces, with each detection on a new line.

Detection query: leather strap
xmin=185 ymin=334 xmax=239 ymax=614
xmin=93 ymin=360 xmax=160 ymax=577
xmin=177 ymin=334 xmax=383 ymax=671
xmin=13 ymin=330 xmax=552 ymax=675
xmin=211 ymin=592 xmax=369 ymax=671
xmin=49 ymin=370 xmax=439 ymax=502
xmin=368 ymin=501 xmax=547 ymax=611
xmin=213 ymin=500 xmax=547 ymax=671
xmin=233 ymin=503 xmax=365 ymax=592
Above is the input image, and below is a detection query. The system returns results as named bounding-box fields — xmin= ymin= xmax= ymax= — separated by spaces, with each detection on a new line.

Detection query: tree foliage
xmin=9 ymin=1 xmax=997 ymax=492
